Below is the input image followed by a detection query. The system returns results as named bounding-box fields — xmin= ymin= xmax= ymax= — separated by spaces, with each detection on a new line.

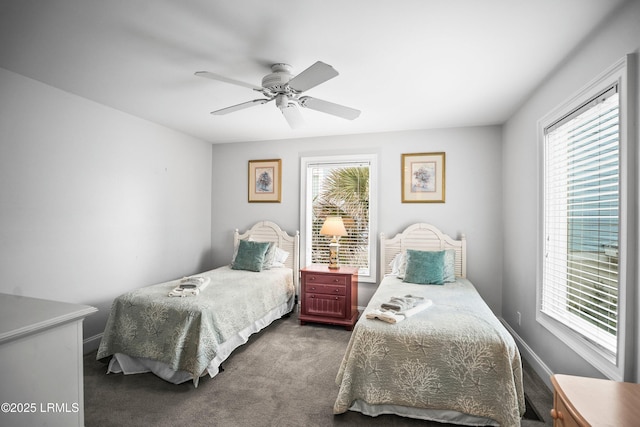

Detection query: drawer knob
xmin=309 ymin=277 xmax=315 ymax=281
xmin=334 ymin=289 xmax=339 ymax=292
xmin=334 ymin=278 xmax=339 ymax=282
xmin=310 ymin=287 xmax=316 ymax=291
xmin=550 ymin=409 xmax=562 ymax=420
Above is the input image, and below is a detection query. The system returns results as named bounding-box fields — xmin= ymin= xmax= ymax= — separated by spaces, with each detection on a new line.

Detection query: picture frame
xmin=401 ymin=152 xmax=445 ymax=203
xmin=248 ymin=159 xmax=282 ymax=202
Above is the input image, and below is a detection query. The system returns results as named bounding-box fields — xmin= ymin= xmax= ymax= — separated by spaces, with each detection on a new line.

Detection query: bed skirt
xmin=348 ymin=400 xmax=499 ymax=426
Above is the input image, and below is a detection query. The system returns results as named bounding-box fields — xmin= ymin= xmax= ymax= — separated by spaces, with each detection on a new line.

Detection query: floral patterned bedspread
xmin=97 ymin=266 xmax=294 ymax=381
xmin=334 ymin=277 xmax=525 ymax=426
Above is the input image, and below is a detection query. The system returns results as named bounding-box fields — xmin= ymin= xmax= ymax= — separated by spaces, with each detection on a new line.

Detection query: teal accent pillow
xmin=232 ymin=240 xmax=271 ymax=272
xmin=403 ymin=249 xmax=446 ymax=285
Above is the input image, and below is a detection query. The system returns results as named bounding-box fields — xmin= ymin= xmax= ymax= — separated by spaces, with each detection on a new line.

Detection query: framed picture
xmin=248 ymin=159 xmax=282 ymax=202
xmin=401 ymin=152 xmax=445 ymax=203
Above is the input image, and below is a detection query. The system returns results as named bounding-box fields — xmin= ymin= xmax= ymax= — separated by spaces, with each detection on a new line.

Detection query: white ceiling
xmin=0 ymin=0 xmax=626 ymax=144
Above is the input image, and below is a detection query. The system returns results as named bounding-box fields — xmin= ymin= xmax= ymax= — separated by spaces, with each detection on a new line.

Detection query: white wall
xmin=502 ymin=0 xmax=640 ymax=381
xmin=211 ymin=126 xmax=504 ymax=311
xmin=0 ymin=68 xmax=213 ymax=350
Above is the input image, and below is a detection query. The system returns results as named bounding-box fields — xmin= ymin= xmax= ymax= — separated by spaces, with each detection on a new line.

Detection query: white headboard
xmin=234 ymin=221 xmax=300 ymax=288
xmin=380 ymin=223 xmax=467 ymax=278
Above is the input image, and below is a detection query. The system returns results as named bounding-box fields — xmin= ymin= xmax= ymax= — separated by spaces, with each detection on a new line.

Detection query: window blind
xmin=308 ymin=161 xmax=370 ymax=275
xmin=542 ymin=84 xmax=619 ymax=355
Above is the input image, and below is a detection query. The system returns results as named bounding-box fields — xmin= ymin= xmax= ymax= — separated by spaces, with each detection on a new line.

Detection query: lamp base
xmin=328 ymin=240 xmax=340 ymax=270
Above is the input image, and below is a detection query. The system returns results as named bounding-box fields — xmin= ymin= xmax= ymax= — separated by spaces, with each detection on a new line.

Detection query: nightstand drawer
xmin=304 ymin=293 xmax=346 ymax=318
xmin=304 ymin=283 xmax=346 ymax=296
xmin=304 ymin=274 xmax=348 ymax=286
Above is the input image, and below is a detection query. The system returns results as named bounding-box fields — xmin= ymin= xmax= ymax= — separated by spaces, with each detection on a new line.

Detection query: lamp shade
xmin=320 ymin=216 xmax=347 ymax=237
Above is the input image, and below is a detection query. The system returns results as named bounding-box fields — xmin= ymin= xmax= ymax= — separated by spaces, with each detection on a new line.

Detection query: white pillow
xmin=274 ymin=247 xmax=289 ymax=264
xmin=389 ymin=252 xmax=407 ymax=278
xmin=261 ymin=242 xmax=278 ymax=269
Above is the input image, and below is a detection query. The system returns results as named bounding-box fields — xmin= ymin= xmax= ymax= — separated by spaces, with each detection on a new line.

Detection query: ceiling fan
xmin=195 ymin=61 xmax=360 ymax=129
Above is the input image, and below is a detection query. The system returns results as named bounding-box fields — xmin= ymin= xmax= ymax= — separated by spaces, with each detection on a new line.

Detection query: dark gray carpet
xmin=84 ymin=311 xmax=553 ymax=426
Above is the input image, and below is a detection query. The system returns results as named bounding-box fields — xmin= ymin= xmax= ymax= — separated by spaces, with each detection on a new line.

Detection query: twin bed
xmin=333 ymin=223 xmax=525 ymax=426
xmin=97 ymin=221 xmax=299 ymax=387
xmin=98 ymin=220 xmax=524 ymax=425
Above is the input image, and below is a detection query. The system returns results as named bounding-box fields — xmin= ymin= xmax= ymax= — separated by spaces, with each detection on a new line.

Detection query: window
xmin=537 ymin=57 xmax=633 ymax=381
xmin=300 ymin=154 xmax=377 ymax=283
xmin=543 ymin=85 xmax=619 ymax=351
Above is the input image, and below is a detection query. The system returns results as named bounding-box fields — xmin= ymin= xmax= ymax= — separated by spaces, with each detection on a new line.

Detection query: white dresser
xmin=0 ymin=293 xmax=96 ymax=427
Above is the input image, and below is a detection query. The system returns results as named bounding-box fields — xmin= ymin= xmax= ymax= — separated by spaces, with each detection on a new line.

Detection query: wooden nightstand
xmin=551 ymin=374 xmax=640 ymax=426
xmin=299 ymin=264 xmax=359 ymax=330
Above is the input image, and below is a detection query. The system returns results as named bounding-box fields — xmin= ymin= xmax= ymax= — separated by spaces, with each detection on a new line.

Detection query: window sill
xmin=536 ymin=311 xmax=621 ymax=381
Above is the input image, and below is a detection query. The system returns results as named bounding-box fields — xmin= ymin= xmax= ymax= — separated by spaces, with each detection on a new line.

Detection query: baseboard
xmin=500 ymin=318 xmax=554 ymax=391
xmin=83 ymin=332 xmax=103 ymax=355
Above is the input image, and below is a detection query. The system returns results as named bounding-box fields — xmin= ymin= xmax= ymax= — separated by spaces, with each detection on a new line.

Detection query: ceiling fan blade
xmin=195 ymin=71 xmax=263 ymax=91
xmin=298 ymin=96 xmax=361 ymax=120
xmin=281 ymin=104 xmax=304 ymax=129
xmin=211 ymin=99 xmax=270 ymax=115
xmin=288 ymin=61 xmax=339 ymax=92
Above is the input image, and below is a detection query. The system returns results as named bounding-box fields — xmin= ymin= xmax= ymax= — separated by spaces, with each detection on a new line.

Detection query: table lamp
xmin=320 ymin=216 xmax=348 ymax=269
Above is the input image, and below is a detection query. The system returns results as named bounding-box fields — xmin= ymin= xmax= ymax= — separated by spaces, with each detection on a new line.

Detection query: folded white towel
xmin=366 ymin=299 xmax=432 ymax=324
xmin=366 ymin=309 xmax=405 ymax=324
xmin=365 ymin=299 xmax=433 ymax=323
xmin=168 ymin=276 xmax=211 ymax=297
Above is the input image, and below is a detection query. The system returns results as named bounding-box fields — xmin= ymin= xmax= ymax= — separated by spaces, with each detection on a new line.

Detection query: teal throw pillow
xmin=232 ymin=240 xmax=271 ymax=272
xmin=403 ymin=249 xmax=446 ymax=285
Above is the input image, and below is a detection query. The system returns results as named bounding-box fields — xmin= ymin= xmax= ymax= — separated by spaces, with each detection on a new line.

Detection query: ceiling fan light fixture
xmin=275 ymin=94 xmax=289 ymax=109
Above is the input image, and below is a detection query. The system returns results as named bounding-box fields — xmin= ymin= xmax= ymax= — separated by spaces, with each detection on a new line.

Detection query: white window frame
xmin=300 ymin=153 xmax=378 ymax=284
xmin=536 ymin=55 xmax=635 ymax=381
